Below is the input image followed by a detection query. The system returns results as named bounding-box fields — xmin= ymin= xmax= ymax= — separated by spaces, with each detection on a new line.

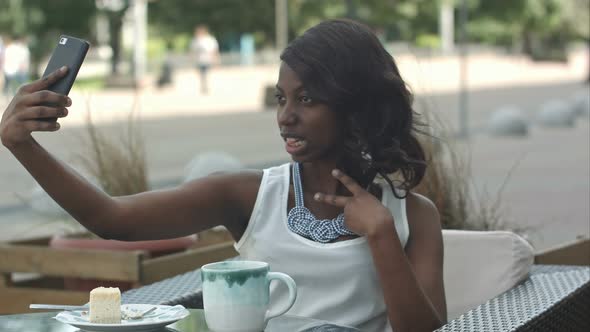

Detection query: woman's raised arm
xmin=1 ymin=68 xmax=259 ymax=242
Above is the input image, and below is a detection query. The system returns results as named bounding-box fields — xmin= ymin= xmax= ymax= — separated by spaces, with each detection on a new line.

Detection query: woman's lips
xmin=285 ymin=137 xmax=303 ymax=146
xmin=285 ymin=137 xmax=307 ymax=154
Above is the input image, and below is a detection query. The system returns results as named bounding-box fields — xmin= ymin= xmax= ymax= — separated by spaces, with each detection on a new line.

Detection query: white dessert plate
xmin=54 ymin=304 xmax=189 ymax=332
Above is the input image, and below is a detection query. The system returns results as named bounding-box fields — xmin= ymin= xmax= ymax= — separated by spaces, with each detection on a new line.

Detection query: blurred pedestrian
xmin=3 ymin=34 xmax=30 ymax=96
xmin=156 ymin=41 xmax=174 ymax=89
xmin=190 ymin=25 xmax=219 ymax=94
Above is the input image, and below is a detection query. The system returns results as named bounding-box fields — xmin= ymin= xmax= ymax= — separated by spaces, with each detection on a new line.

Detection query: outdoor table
xmin=2 ymin=265 xmax=586 ymax=331
xmin=0 ymin=308 xmax=361 ymax=332
xmin=121 ymin=264 xmax=589 ymax=331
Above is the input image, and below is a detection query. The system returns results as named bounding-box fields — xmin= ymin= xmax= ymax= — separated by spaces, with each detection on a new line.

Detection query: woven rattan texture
xmin=122 ymin=268 xmax=203 ymax=308
xmin=437 ymin=268 xmax=590 ymax=331
xmin=531 ymin=265 xmax=589 ymax=274
xmin=516 ymin=277 xmax=589 ymax=332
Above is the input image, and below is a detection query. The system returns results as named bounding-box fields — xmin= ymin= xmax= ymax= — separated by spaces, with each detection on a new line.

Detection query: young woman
xmin=0 ymin=19 xmax=446 ymax=332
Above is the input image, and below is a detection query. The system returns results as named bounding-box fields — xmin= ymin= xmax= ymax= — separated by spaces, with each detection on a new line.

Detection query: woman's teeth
xmin=286 ymin=138 xmax=304 ymax=146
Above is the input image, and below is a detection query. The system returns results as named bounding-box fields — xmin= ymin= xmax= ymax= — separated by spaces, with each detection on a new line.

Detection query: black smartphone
xmin=39 ymin=35 xmax=90 ymax=121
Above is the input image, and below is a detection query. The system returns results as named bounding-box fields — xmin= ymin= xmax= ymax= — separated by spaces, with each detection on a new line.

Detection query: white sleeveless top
xmin=235 ymin=163 xmax=410 ymax=332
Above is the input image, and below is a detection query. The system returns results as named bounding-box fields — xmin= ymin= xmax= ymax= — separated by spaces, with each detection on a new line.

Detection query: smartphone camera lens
xmin=59 ymin=37 xmax=68 ymax=45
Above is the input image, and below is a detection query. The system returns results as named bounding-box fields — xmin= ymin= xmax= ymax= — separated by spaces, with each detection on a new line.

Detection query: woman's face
xmin=275 ymin=62 xmax=344 ymax=163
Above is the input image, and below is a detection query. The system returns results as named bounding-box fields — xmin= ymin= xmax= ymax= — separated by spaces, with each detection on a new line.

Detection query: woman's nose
xmin=277 ymin=103 xmax=297 ymax=126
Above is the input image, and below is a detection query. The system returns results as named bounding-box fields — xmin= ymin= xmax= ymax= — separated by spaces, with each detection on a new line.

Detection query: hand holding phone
xmin=39 ymin=35 xmax=89 ymax=121
xmin=0 ymin=68 xmax=71 ymax=149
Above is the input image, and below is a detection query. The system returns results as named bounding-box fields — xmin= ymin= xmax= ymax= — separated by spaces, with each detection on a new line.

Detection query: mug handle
xmin=264 ymin=272 xmax=297 ymax=323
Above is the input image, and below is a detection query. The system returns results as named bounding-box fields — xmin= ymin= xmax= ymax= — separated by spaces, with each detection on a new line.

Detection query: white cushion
xmin=442 ymin=230 xmax=534 ymax=320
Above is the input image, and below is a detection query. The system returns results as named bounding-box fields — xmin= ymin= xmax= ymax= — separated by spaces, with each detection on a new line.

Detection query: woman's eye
xmin=299 ymin=95 xmax=313 ymax=104
xmin=275 ymin=94 xmax=286 ymax=105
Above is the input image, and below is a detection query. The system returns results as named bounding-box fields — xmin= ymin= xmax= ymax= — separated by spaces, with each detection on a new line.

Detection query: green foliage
xmin=144 ymin=34 xmax=192 ymax=61
xmin=75 ymin=76 xmax=106 ymax=91
xmin=469 ymin=0 xmax=589 ymax=56
xmin=466 ymin=17 xmax=517 ymax=47
xmin=2 ymin=0 xmax=586 ymax=74
xmin=172 ymin=34 xmax=192 ymax=53
xmin=561 ymin=0 xmax=590 ymax=40
xmin=415 ymin=34 xmax=441 ymax=49
xmin=0 ymin=0 xmax=96 ymax=77
xmin=148 ymin=0 xmax=276 ymax=49
xmin=146 ymin=0 xmax=444 ymax=49
xmin=146 ymin=38 xmax=167 ymax=60
xmin=287 ymin=0 xmax=439 ymax=42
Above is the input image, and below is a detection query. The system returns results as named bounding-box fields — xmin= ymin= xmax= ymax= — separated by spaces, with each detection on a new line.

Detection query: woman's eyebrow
xmin=275 ymin=84 xmax=304 ymax=93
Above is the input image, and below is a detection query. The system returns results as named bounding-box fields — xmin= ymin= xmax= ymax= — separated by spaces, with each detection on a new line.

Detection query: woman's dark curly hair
xmin=280 ymin=19 xmax=426 ymax=198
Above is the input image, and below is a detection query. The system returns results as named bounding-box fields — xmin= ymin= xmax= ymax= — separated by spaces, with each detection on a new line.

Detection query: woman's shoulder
xmin=180 ymin=169 xmax=263 ymax=206
xmin=208 ymin=169 xmax=264 ymax=198
xmin=209 ymin=169 xmax=264 ymax=226
xmin=199 ymin=163 xmax=290 ymax=200
xmin=405 ymin=192 xmax=441 ymax=236
xmin=406 ymin=192 xmax=438 ymax=216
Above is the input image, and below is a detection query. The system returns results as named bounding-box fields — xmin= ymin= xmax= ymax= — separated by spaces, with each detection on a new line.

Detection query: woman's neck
xmin=299 ymin=160 xmax=348 ymax=196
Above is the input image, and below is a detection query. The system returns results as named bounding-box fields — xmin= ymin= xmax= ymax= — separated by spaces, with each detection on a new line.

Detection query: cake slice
xmin=89 ymin=287 xmax=121 ymax=323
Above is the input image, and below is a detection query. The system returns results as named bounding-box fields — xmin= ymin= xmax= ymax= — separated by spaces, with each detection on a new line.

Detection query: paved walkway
xmin=2 ymin=48 xmax=586 ymax=125
xmin=0 ymin=50 xmax=588 ymax=251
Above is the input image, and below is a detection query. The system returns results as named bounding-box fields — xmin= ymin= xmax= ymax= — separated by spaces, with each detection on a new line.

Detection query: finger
xmin=24 ymin=120 xmax=61 ymax=132
xmin=18 ymin=106 xmax=67 ymax=121
xmin=21 ymin=66 xmax=68 ymax=93
xmin=24 ymin=90 xmax=71 ymax=108
xmin=314 ymin=192 xmax=350 ymax=207
xmin=332 ymin=169 xmax=364 ymax=195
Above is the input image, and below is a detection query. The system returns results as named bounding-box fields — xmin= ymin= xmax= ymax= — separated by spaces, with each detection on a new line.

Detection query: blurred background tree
xmin=1 ymin=0 xmax=587 ymax=79
xmin=148 ymin=0 xmax=276 ymax=52
xmin=0 ymin=0 xmax=96 ymax=78
xmin=469 ymin=0 xmax=589 ymax=59
xmin=147 ymin=0 xmax=588 ymax=58
xmin=96 ymin=0 xmax=131 ymax=75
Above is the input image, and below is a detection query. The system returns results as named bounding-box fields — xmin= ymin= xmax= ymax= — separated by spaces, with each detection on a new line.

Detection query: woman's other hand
xmin=1 ymin=66 xmax=71 ymax=150
xmin=313 ymin=169 xmax=395 ymax=237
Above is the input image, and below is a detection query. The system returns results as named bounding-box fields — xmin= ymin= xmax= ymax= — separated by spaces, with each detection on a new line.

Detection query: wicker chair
xmin=122 ymin=263 xmax=589 ymax=331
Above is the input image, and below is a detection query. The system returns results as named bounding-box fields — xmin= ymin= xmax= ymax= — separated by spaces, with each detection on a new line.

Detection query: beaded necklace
xmin=287 ymin=162 xmax=357 ymax=243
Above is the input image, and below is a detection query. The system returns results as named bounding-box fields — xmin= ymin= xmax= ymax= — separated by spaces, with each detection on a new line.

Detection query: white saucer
xmin=54 ymin=304 xmax=189 ymax=332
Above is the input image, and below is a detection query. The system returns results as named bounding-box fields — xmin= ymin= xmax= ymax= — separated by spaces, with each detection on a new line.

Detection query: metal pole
xmin=275 ymin=0 xmax=288 ymax=51
xmin=439 ymin=0 xmax=454 ymax=54
xmin=458 ymin=0 xmax=469 ymax=138
xmin=133 ymin=0 xmax=147 ymax=87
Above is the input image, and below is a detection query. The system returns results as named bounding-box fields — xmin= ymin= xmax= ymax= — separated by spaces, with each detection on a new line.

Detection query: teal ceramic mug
xmin=201 ymin=260 xmax=297 ymax=332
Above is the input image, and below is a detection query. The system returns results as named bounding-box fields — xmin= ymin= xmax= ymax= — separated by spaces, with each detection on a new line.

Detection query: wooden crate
xmin=0 ymin=231 xmax=237 ymax=314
